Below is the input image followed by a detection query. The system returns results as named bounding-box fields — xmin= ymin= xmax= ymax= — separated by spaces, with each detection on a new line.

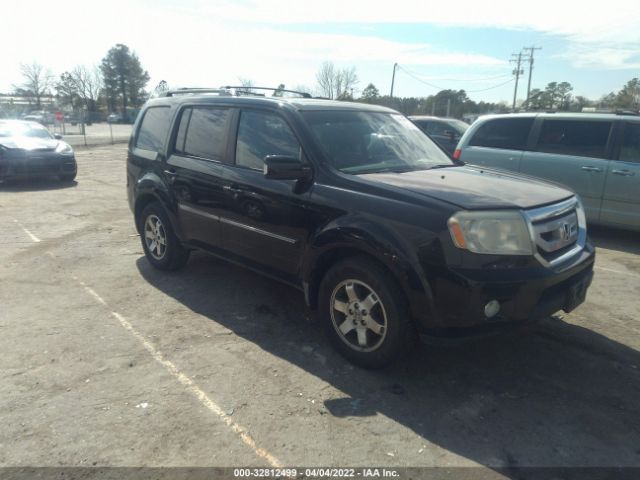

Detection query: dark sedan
xmin=409 ymin=116 xmax=469 ymax=156
xmin=0 ymin=120 xmax=77 ymax=182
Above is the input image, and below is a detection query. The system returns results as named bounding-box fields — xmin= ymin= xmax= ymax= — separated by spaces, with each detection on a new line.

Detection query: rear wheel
xmin=319 ymin=257 xmax=415 ymax=368
xmin=139 ymin=202 xmax=190 ymax=271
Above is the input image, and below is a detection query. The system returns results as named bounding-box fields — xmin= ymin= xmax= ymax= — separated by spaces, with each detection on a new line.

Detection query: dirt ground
xmin=1 ymin=144 xmax=639 ymax=476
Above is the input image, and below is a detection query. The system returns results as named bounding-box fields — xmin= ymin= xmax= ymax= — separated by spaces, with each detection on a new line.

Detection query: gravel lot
xmin=1 ymin=144 xmax=639 ymax=476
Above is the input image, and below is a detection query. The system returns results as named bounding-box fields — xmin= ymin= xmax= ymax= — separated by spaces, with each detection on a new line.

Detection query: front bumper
xmin=0 ymin=154 xmax=76 ymax=179
xmin=425 ymin=242 xmax=595 ymax=333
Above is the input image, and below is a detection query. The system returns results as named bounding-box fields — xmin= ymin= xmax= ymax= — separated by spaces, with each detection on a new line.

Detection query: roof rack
xmin=162 ymin=88 xmax=231 ymax=97
xmin=221 ymin=86 xmax=312 ymax=98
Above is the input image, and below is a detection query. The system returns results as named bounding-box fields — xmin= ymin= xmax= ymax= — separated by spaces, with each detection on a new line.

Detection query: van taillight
xmin=453 ymin=149 xmax=461 ymax=160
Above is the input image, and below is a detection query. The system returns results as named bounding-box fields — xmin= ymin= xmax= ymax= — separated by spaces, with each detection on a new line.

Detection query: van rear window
xmin=469 ymin=118 xmax=533 ymax=150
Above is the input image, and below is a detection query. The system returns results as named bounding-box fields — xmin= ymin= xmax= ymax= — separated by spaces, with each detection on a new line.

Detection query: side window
xmin=619 ymin=122 xmax=640 ymax=163
xmin=469 ymin=118 xmax=533 ymax=150
xmin=235 ymin=111 xmax=300 ymax=170
xmin=536 ymin=120 xmax=612 ymax=159
xmin=426 ymin=122 xmax=448 ymax=136
xmin=182 ymin=107 xmax=230 ymax=161
xmin=135 ymin=107 xmax=171 ymax=152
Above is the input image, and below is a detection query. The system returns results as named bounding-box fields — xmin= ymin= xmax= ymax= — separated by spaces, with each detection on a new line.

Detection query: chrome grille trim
xmin=523 ymin=197 xmax=587 ymax=268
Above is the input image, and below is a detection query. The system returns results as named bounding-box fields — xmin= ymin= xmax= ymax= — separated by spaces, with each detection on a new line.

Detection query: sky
xmin=3 ymin=0 xmax=639 ymax=104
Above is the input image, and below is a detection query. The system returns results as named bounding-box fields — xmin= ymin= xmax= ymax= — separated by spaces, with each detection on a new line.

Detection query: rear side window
xmin=536 ymin=120 xmax=612 ymax=159
xmin=176 ymin=107 xmax=230 ymax=161
xmin=619 ymin=122 xmax=640 ymax=163
xmin=235 ymin=110 xmax=300 ymax=170
xmin=469 ymin=118 xmax=533 ymax=150
xmin=136 ymin=107 xmax=171 ymax=152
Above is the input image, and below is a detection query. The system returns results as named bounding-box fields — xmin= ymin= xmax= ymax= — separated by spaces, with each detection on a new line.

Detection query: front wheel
xmin=139 ymin=202 xmax=190 ymax=271
xmin=319 ymin=257 xmax=415 ymax=368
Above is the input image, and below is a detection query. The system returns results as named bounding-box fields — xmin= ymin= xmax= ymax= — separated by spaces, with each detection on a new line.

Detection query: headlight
xmin=448 ymin=210 xmax=533 ymax=255
xmin=55 ymin=142 xmax=73 ymax=155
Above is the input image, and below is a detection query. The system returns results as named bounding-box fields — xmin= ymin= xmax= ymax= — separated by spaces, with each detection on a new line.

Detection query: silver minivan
xmin=455 ymin=113 xmax=640 ymax=231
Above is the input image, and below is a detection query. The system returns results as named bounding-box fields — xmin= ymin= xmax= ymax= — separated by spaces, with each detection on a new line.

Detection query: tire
xmin=59 ymin=172 xmax=77 ymax=182
xmin=318 ymin=256 xmax=415 ymax=369
xmin=139 ymin=202 xmax=190 ymax=271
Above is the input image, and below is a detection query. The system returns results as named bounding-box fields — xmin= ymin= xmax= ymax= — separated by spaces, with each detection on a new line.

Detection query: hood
xmin=360 ymin=165 xmax=574 ymax=210
xmin=0 ymin=137 xmax=59 ymax=151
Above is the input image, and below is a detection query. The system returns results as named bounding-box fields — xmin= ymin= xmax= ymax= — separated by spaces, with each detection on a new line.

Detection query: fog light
xmin=484 ymin=300 xmax=500 ymax=318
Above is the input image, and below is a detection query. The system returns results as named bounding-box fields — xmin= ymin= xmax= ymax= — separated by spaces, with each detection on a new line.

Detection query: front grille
xmin=523 ymin=197 xmax=586 ymax=267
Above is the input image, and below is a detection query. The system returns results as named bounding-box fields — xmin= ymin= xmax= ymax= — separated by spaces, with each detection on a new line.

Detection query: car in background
xmin=455 ymin=113 xmax=640 ymax=232
xmin=107 ymin=112 xmax=123 ymax=123
xmin=23 ymin=111 xmax=54 ymax=125
xmin=409 ymin=116 xmax=469 ymax=156
xmin=0 ymin=120 xmax=77 ymax=182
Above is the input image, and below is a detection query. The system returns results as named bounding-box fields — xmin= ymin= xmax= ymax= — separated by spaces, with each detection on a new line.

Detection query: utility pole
xmin=510 ymin=52 xmax=524 ymax=111
xmin=523 ymin=46 xmax=542 ymax=110
xmin=446 ymin=97 xmax=451 ymax=117
xmin=390 ymin=63 xmax=398 ymax=97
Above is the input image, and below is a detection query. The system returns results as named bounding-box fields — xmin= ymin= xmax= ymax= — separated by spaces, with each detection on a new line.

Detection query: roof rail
xmin=162 ymin=88 xmax=231 ymax=97
xmin=221 ymin=86 xmax=312 ymax=98
xmin=614 ymin=109 xmax=640 ymax=116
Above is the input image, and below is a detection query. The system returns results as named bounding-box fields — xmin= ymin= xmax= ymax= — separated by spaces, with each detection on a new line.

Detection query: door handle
xmin=164 ymin=169 xmax=177 ymax=183
xmin=581 ymin=166 xmax=601 ymax=172
xmin=223 ymin=184 xmax=242 ymax=193
xmin=611 ymin=169 xmax=635 ymax=176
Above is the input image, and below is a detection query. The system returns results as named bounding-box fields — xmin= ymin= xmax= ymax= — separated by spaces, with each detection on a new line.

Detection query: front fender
xmin=302 ymin=215 xmax=439 ymax=331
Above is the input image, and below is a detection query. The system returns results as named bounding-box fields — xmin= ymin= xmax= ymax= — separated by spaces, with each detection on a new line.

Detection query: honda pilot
xmin=127 ymin=88 xmax=595 ymax=368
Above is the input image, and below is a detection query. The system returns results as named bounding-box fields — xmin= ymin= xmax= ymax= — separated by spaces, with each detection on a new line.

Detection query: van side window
xmin=469 ymin=118 xmax=533 ymax=150
xmin=136 ymin=107 xmax=171 ymax=152
xmin=536 ymin=120 xmax=612 ymax=159
xmin=620 ymin=122 xmax=640 ymax=163
xmin=179 ymin=107 xmax=231 ymax=161
xmin=235 ymin=111 xmax=300 ymax=170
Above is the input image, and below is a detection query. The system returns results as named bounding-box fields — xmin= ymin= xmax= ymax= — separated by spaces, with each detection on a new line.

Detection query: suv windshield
xmin=303 ymin=111 xmax=453 ymax=174
xmin=0 ymin=122 xmax=52 ymax=139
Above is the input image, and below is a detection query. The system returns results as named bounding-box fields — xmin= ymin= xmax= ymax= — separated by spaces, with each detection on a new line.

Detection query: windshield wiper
xmin=424 ymin=164 xmax=458 ymax=170
xmin=354 ymin=165 xmax=418 ymax=174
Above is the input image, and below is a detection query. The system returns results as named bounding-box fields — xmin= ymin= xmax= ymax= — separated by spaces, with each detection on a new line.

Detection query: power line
xmin=397 ymin=65 xmax=514 ymax=94
xmin=398 ymin=70 xmax=512 ymax=82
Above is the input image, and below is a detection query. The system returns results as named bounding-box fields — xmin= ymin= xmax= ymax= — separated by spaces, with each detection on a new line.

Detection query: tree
xmin=273 ymin=83 xmax=286 ymax=97
xmin=360 ymin=83 xmax=379 ymax=102
xmin=615 ymin=78 xmax=640 ymax=111
xmin=14 ymin=62 xmax=54 ymax=109
xmin=55 ymin=72 xmax=82 ymax=110
xmin=315 ymin=61 xmax=359 ymax=100
xmin=71 ymin=65 xmax=103 ymax=113
xmin=237 ymin=77 xmax=255 ymax=95
xmin=100 ymin=44 xmax=150 ymax=116
xmin=56 ymin=66 xmax=103 ymax=113
xmin=153 ymin=80 xmax=169 ymax=97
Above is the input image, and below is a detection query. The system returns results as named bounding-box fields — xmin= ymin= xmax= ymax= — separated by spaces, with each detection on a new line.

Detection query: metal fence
xmin=48 ymin=121 xmax=132 ymax=147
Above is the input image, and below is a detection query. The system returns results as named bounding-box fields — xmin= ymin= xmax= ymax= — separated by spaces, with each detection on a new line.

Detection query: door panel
xmin=521 ymin=119 xmax=613 ymax=223
xmin=520 ymin=151 xmax=607 ymax=222
xmin=166 ymin=154 xmax=226 ymax=244
xmin=600 ymin=122 xmax=640 ymax=230
xmin=218 ymin=109 xmax=314 ymax=279
xmin=165 ymin=106 xmax=233 ymax=246
xmin=461 ymin=146 xmax=524 ymax=172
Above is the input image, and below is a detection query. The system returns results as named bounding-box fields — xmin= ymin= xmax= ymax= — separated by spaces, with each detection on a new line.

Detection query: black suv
xmin=127 ymin=88 xmax=595 ymax=368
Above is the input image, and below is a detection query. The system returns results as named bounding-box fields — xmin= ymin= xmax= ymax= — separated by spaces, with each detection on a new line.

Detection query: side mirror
xmin=54 ymin=133 xmax=63 ymax=140
xmin=263 ymin=155 xmax=311 ymax=181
